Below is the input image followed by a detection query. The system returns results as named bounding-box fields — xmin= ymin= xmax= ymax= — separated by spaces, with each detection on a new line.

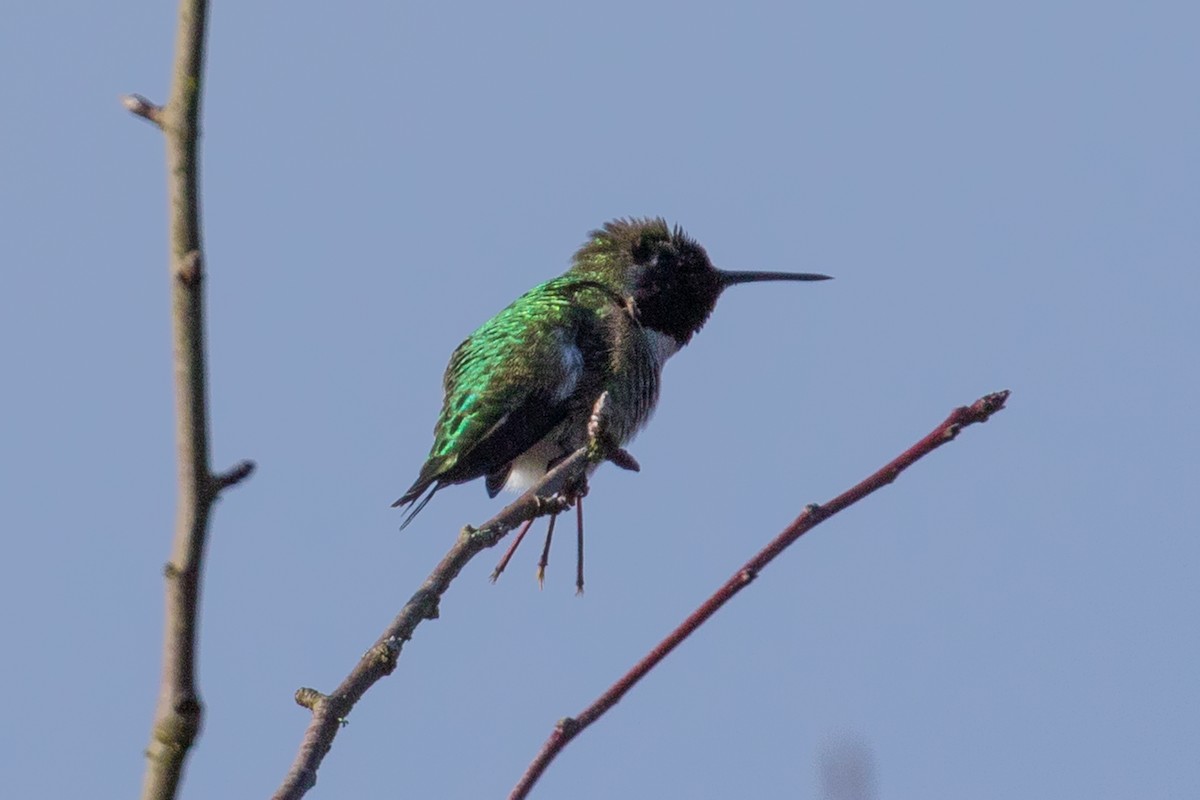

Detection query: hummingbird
xmin=394 ymin=218 xmax=831 ymax=533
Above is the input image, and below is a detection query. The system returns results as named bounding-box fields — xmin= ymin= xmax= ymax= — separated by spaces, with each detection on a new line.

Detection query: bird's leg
xmin=575 ymin=496 xmax=585 ymax=595
xmin=490 ymin=517 xmax=534 ymax=583
xmin=536 ymin=512 xmax=558 ymax=589
xmin=557 ymin=480 xmax=589 ymax=596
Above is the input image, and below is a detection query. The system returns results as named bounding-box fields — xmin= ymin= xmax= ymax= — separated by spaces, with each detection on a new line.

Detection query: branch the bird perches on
xmin=274 ymin=392 xmax=623 ymax=800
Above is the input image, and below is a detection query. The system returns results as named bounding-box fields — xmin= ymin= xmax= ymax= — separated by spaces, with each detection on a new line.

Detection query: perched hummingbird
xmin=394 ymin=218 xmax=830 ymax=529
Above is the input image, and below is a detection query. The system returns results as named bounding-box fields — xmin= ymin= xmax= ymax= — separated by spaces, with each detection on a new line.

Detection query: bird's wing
xmin=394 ymin=279 xmax=609 ymax=514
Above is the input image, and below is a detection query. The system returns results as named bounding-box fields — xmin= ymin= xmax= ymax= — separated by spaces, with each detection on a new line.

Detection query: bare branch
xmin=128 ymin=2 xmax=254 ymax=799
xmin=509 ymin=390 xmax=1011 ymax=799
xmin=272 ymin=394 xmax=618 ymax=800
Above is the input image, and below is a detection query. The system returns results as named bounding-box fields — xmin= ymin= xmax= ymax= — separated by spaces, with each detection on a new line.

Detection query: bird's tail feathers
xmin=394 ymin=481 xmax=441 ymax=531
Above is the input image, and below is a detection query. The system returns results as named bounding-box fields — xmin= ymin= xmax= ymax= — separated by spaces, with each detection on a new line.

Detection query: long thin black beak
xmin=718 ymin=269 xmax=833 ymax=287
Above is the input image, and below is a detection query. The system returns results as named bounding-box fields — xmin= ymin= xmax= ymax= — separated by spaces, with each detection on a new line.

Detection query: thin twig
xmin=126 ymin=2 xmax=254 ymax=799
xmin=509 ymin=390 xmax=1011 ymax=799
xmin=214 ymin=459 xmax=256 ymax=490
xmin=272 ymin=394 xmax=617 ymax=800
xmin=122 ymin=93 xmax=164 ymax=127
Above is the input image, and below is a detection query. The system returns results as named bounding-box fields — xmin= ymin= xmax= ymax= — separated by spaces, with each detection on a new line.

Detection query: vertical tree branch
xmin=125 ymin=3 xmax=255 ymax=799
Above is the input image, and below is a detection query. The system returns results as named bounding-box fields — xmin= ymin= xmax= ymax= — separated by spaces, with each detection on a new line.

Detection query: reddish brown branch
xmin=509 ymin=390 xmax=1010 ymax=799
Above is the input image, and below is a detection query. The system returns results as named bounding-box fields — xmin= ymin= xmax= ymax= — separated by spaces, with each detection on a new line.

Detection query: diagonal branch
xmin=124 ymin=2 xmax=255 ymax=799
xmin=509 ymin=390 xmax=1011 ymax=799
xmin=272 ymin=394 xmax=618 ymax=800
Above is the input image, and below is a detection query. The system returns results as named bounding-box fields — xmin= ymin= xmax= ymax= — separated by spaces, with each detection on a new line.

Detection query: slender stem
xmin=509 ymin=390 xmax=1011 ymax=799
xmin=126 ymin=2 xmax=254 ymax=799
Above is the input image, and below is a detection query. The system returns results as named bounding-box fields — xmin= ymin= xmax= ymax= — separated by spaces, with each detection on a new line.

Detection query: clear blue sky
xmin=2 ymin=2 xmax=1196 ymax=798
